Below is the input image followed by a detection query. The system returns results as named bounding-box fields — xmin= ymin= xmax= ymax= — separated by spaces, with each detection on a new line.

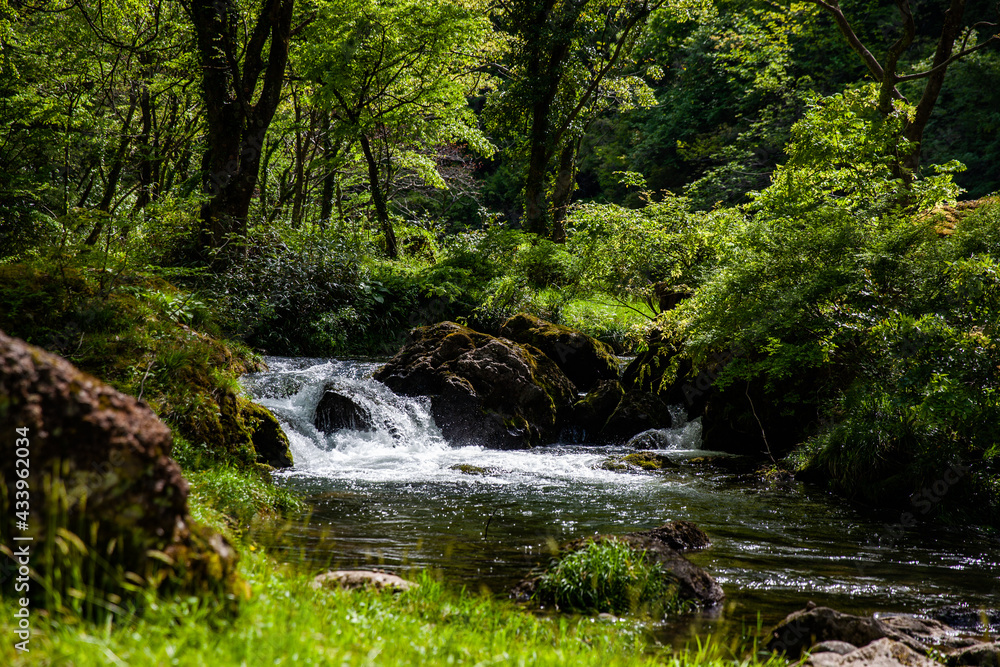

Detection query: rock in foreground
xmin=769 ymin=604 xmax=994 ymax=666
xmin=0 ymin=330 xmax=242 ymax=602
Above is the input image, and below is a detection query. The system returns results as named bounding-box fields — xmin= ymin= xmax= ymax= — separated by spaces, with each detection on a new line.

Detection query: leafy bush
xmin=657 ymin=85 xmax=1000 ymax=519
xmin=534 ymin=539 xmax=683 ymax=616
xmin=564 ymin=192 xmax=728 ymax=308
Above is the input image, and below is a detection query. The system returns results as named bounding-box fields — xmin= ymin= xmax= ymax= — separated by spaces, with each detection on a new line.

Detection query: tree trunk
xmin=189 ymin=0 xmax=294 ymax=264
xmin=134 ymin=83 xmax=155 ymax=212
xmin=85 ymin=93 xmax=138 ymax=246
xmin=550 ymin=140 xmax=578 ymax=243
xmin=359 ymin=132 xmax=398 ymax=258
xmin=319 ymin=113 xmax=335 ymax=225
xmin=901 ymin=0 xmax=967 ymax=177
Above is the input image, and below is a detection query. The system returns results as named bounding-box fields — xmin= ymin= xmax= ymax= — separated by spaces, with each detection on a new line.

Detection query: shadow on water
xmin=243 ymin=358 xmax=1000 ymax=642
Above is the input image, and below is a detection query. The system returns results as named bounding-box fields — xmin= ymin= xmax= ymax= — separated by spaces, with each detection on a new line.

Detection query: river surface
xmin=242 ymin=357 xmax=1000 ymax=639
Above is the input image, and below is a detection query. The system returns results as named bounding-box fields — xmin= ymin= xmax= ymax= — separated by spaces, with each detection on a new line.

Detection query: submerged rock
xmin=374 ymin=322 xmax=577 ymax=448
xmin=314 ymin=385 xmax=375 ymax=433
xmin=499 ymin=313 xmax=619 ymax=392
xmin=0 ymin=330 xmax=242 ymax=602
xmin=598 ymin=451 xmax=679 ymax=472
xmin=947 ymin=642 xmax=1000 ymax=666
xmin=311 ymin=570 xmax=417 ymax=593
xmin=449 ymin=463 xmax=506 ymax=476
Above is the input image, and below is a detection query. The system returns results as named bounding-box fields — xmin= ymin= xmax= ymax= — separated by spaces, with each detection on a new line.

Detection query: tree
xmin=187 ymin=0 xmax=294 ymax=260
xmin=806 ymin=0 xmax=999 ymax=179
xmin=488 ymin=0 xmax=663 ymax=239
xmin=297 ymin=0 xmax=494 ymax=258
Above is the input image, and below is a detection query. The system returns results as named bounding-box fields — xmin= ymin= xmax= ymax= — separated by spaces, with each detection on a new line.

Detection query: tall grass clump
xmin=534 ymin=539 xmax=684 ymax=617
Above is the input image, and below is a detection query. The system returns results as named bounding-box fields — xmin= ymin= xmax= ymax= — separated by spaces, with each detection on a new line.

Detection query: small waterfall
xmin=242 ymin=358 xmax=456 ymax=477
xmin=624 ymin=405 xmax=703 ymax=451
xmin=243 ymin=357 xmax=708 ymax=481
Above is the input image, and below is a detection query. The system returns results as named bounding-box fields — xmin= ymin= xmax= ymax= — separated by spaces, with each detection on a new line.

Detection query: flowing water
xmin=242 ymin=358 xmax=1000 ymax=637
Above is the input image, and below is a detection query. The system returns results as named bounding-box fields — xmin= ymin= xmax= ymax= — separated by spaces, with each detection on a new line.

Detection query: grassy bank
xmin=0 ymin=548 xmax=783 ymax=667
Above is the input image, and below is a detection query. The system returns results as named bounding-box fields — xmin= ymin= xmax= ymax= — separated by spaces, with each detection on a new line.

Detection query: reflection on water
xmin=243 ymin=358 xmax=1000 ymax=634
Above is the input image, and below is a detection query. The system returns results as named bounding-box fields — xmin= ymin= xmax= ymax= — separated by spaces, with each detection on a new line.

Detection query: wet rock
xmin=569 ymin=380 xmax=624 ymax=440
xmin=947 ymin=642 xmax=1000 ymax=666
xmin=810 ymin=641 xmax=859 ymax=656
xmin=0 ymin=330 xmax=241 ymax=602
xmin=314 ymin=386 xmax=375 ymax=433
xmin=803 ymin=638 xmax=940 ymax=667
xmin=880 ymin=614 xmax=980 ymax=651
xmin=449 ymin=463 xmax=505 ymax=476
xmin=499 ymin=313 xmax=619 ymax=392
xmin=767 ymin=606 xmax=929 ymax=658
xmin=599 ymin=451 xmax=679 ymax=472
xmin=626 ymin=521 xmax=712 ymax=552
xmin=375 ymin=322 xmax=577 ymax=448
xmin=601 ymin=390 xmax=672 ymax=443
xmin=243 ymin=401 xmax=293 ymax=468
xmin=310 ymin=570 xmax=417 ymax=593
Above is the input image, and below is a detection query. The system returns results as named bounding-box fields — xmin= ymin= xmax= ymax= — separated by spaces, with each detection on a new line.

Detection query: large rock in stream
xmin=499 ymin=313 xmax=619 ymax=391
xmin=374 ymin=321 xmax=577 ymax=448
xmin=314 ymin=385 xmax=376 ymax=433
xmin=0 ymin=330 xmax=243 ymax=603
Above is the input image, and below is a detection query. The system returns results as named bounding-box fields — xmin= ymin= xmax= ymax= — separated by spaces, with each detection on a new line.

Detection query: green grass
xmin=534 ymin=539 xmax=687 ymax=617
xmin=0 ymin=548 xmax=786 ymax=667
xmin=183 ymin=465 xmax=304 ymax=533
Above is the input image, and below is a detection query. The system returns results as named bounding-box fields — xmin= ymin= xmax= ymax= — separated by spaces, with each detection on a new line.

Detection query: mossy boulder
xmin=624 ymin=451 xmax=679 ymax=471
xmin=375 ymin=322 xmax=577 ymax=448
xmin=0 ymin=330 xmax=244 ymax=605
xmin=449 ymin=463 xmax=506 ymax=476
xmin=500 ymin=313 xmax=619 ymax=392
xmin=242 ymin=401 xmax=293 ymax=468
xmin=597 ymin=451 xmax=679 ymax=472
xmin=568 ymin=379 xmax=625 ymax=439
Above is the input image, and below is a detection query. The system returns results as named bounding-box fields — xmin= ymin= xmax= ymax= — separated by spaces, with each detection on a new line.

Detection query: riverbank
xmin=0 ymin=552 xmax=784 ymax=667
xmin=0 ymin=474 xmax=782 ymax=667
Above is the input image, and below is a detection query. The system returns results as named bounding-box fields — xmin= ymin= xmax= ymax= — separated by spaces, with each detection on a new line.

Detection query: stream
xmin=242 ymin=357 xmax=1000 ymax=639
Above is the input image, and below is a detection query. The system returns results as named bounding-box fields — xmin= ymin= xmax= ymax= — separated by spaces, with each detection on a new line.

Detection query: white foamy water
xmin=241 ymin=357 xmax=691 ymax=484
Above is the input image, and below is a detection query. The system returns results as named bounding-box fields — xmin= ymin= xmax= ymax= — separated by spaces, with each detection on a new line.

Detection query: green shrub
xmin=658 ymin=89 xmax=1000 ymax=520
xmin=534 ymin=539 xmax=683 ymax=617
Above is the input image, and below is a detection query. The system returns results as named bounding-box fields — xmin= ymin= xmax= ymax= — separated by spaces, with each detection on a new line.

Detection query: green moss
xmin=622 ymin=452 xmax=675 ymax=471
xmin=0 ymin=263 xmax=275 ymax=468
xmin=450 ymin=463 xmax=488 ymax=475
xmin=599 ymin=451 xmax=677 ymax=472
